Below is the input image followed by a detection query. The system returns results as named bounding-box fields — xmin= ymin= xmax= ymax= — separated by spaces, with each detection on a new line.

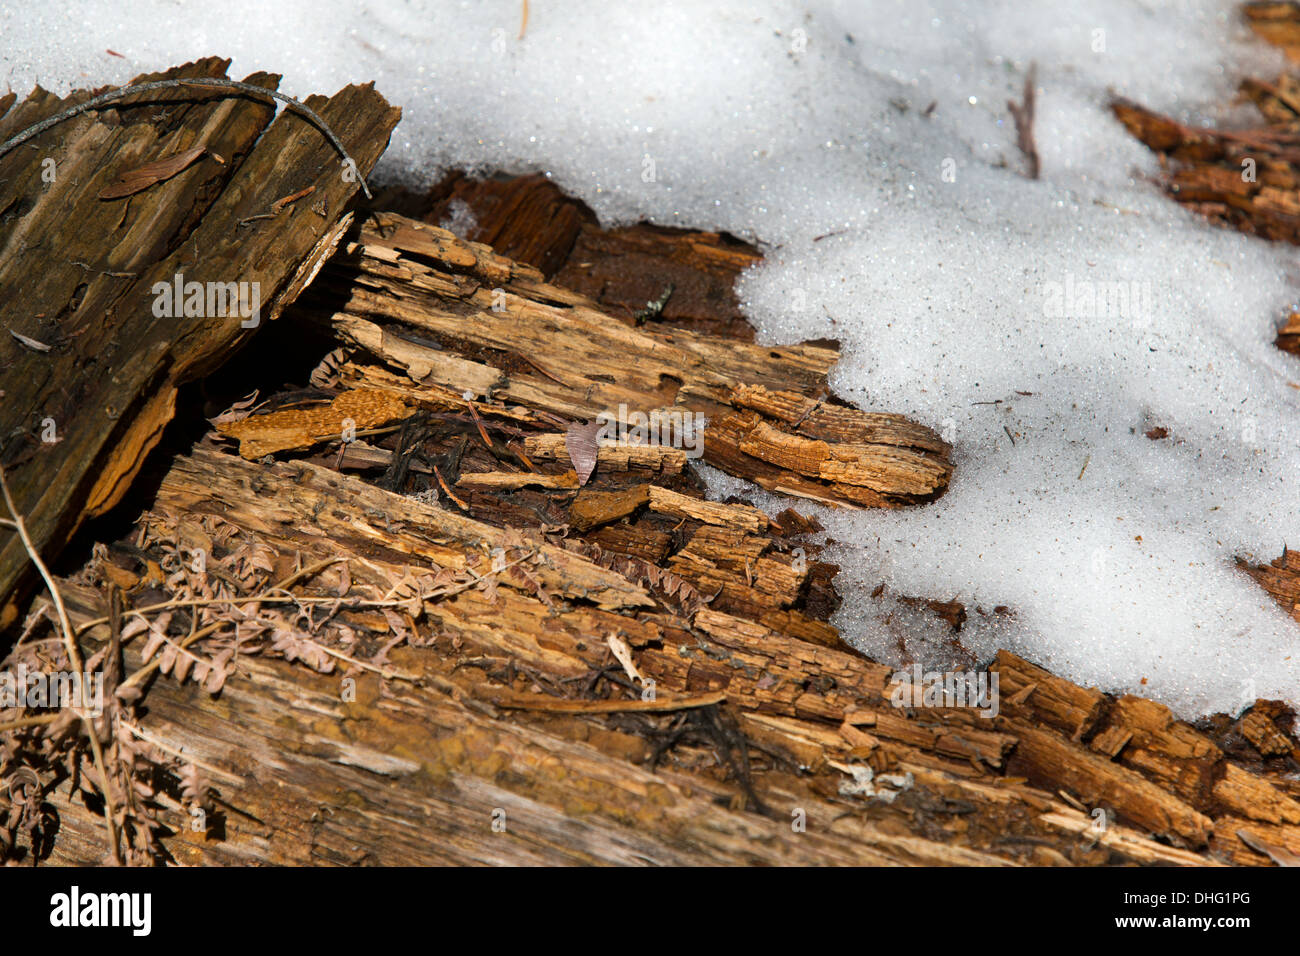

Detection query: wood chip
xmin=215 ymin=388 xmax=412 ymax=459
xmin=9 ymin=329 xmax=51 ymax=352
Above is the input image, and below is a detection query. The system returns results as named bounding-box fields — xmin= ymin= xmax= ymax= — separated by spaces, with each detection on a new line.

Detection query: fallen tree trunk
xmin=34 ymin=445 xmax=1236 ymax=866
xmin=3 ymin=89 xmax=1299 ymax=866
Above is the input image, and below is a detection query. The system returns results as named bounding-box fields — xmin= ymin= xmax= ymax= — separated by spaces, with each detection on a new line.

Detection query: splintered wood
xmin=1114 ymin=10 xmax=1300 ymax=621
xmin=33 ymin=437 xmax=1300 ymax=866
xmin=0 ymin=59 xmax=400 ymax=623
xmin=1116 ymin=7 xmax=1300 ymax=254
xmin=297 ymin=211 xmax=953 ymax=509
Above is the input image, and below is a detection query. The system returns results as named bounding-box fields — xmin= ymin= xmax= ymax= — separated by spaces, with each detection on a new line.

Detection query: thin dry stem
xmin=0 ymin=465 xmax=122 ymax=863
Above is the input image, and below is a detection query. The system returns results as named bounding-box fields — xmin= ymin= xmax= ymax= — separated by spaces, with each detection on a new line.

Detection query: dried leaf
xmin=565 ymin=420 xmax=602 ymax=486
xmin=208 ymin=390 xmax=262 ymax=426
xmin=99 ymin=145 xmax=207 ymax=200
xmin=309 ymin=348 xmax=349 ymax=388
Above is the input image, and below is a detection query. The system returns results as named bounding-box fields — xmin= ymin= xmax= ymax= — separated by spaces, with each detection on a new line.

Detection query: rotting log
xmin=0 ymin=59 xmax=401 ymax=624
xmin=415 ymin=169 xmax=762 ymax=340
xmin=26 ymin=442 xmax=1287 ymax=866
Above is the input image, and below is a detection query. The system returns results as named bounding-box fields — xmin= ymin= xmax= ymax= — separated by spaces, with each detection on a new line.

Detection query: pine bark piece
xmin=1213 ymin=763 xmax=1300 ymax=825
xmin=646 ymin=485 xmax=768 ymax=533
xmin=424 ymin=171 xmax=596 ymax=279
xmin=456 ymin=471 xmax=580 ymax=491
xmin=1239 ymin=709 xmax=1297 ymax=758
xmin=1114 ymin=70 xmax=1300 ymax=246
xmin=552 ymin=224 xmax=762 ymax=340
xmin=1239 ymin=547 xmax=1300 ymax=624
xmin=589 ymin=522 xmax=673 ymax=562
xmin=570 ymin=485 xmax=652 ymax=531
xmin=998 ymin=650 xmax=1297 ymax=824
xmin=524 ymin=434 xmax=687 ymax=475
xmin=1091 ymin=696 xmax=1223 ymax=812
xmin=1277 ymin=311 xmax=1300 ymax=356
xmin=731 ymin=384 xmax=949 ymax=451
xmin=0 ymin=60 xmax=400 ymax=619
xmin=1036 ymin=810 xmax=1225 ymax=867
xmin=422 ymin=170 xmax=761 ymax=339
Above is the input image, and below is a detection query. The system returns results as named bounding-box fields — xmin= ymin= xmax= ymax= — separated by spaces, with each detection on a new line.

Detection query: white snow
xmin=5 ymin=0 xmax=1300 ymax=717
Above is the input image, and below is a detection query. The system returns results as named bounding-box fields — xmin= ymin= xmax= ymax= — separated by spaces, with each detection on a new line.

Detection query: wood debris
xmin=215 ymin=388 xmax=412 ymax=458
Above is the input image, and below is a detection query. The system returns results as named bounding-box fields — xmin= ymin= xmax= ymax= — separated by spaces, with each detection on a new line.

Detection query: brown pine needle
xmin=434 ymin=464 xmax=470 ymax=510
xmin=465 ymin=398 xmax=495 ymax=450
xmin=493 ymin=690 xmax=726 ymax=713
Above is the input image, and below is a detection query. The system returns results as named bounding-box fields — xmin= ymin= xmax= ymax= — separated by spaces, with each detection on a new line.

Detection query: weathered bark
xmin=0 ymin=60 xmax=400 ymax=624
xmin=289 ymin=210 xmax=952 ymax=509
xmin=419 ymin=169 xmax=761 ymax=340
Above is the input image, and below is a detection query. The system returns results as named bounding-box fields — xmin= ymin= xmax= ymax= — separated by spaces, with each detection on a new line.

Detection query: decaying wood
xmin=216 ymin=388 xmax=412 ymax=458
xmin=419 ymin=170 xmax=761 ymax=340
xmin=1113 ymin=15 xmax=1300 ymax=250
xmin=1245 ymin=1 xmax=1300 ymax=61
xmin=24 ymin=436 xmax=1296 ymax=867
xmin=1278 ymin=310 xmax=1300 ymax=355
xmin=291 ymin=211 xmax=952 ymax=509
xmin=0 ymin=60 xmax=400 ymax=624
xmin=1241 ymin=547 xmax=1300 ymax=623
xmin=1113 ymin=29 xmax=1300 ymax=635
